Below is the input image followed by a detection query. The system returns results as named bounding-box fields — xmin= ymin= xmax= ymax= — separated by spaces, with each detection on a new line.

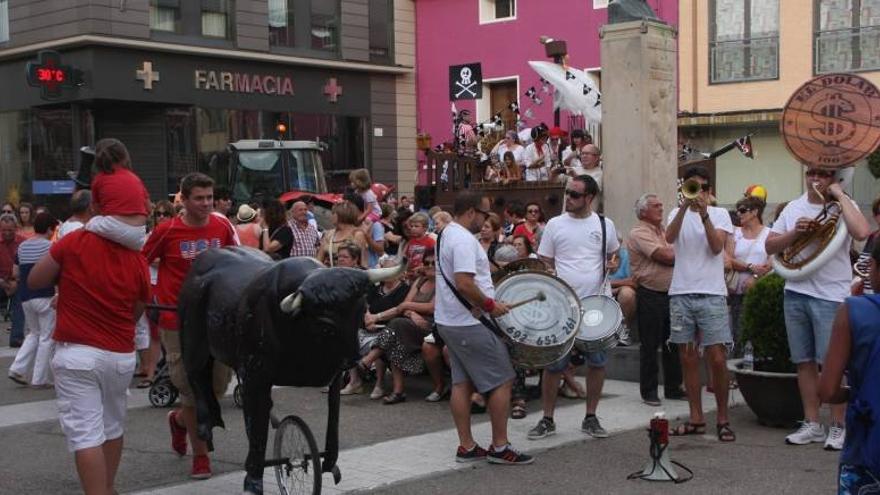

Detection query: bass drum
xmin=493 ymin=271 xmax=582 ymax=369
xmin=574 ymin=295 xmax=621 ymax=353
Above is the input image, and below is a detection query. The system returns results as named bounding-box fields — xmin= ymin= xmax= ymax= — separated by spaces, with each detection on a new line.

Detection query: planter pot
xmin=728 ymin=358 xmax=803 ymax=428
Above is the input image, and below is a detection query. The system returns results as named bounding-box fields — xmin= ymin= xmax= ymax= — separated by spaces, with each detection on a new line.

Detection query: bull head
xmin=280 ymin=261 xmax=407 ymax=316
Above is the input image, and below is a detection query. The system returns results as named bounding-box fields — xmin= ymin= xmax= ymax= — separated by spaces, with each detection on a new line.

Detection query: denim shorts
xmin=545 ymin=348 xmax=607 ymax=373
xmin=669 ymin=294 xmax=732 ymax=347
xmin=783 ymin=290 xmax=839 ymax=364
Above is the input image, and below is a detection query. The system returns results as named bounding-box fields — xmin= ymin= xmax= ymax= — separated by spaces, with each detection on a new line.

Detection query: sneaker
xmin=581 ymin=415 xmax=608 ymax=438
xmin=617 ymin=325 xmax=632 ymax=346
xmin=190 ymin=455 xmax=212 ymax=480
xmin=527 ymin=417 xmax=556 ymax=440
xmin=785 ymin=421 xmax=825 ymax=445
xmin=339 ymin=381 xmax=363 ymax=395
xmin=455 ymin=443 xmax=488 ymax=463
xmin=642 ymin=395 xmax=662 ymax=407
xmin=487 ymin=444 xmax=535 ymax=465
xmin=824 ymin=423 xmax=845 ymax=451
xmin=425 ymin=387 xmax=448 ymax=402
xmin=7 ymin=371 xmax=27 ymax=386
xmin=167 ymin=410 xmax=187 ymax=456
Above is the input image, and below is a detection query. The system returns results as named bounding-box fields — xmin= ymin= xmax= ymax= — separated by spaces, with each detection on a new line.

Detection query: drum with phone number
xmin=574 ymin=295 xmax=622 ymax=353
xmin=492 ymin=271 xmax=582 ymax=369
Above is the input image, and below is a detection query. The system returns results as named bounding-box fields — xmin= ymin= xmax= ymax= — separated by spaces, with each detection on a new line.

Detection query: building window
xmin=202 ymin=0 xmax=234 ymax=39
xmin=150 ymin=0 xmax=181 ymax=33
xmin=0 ymin=0 xmax=9 ymax=43
xmin=269 ymin=0 xmax=294 ymax=46
xmin=369 ymin=0 xmax=393 ymax=62
xmin=479 ymin=0 xmax=516 ymax=23
xmin=311 ymin=0 xmax=339 ymax=51
xmin=815 ymin=0 xmax=880 ymax=73
xmin=710 ymin=0 xmax=779 ymax=83
xmin=593 ymin=0 xmax=609 ymax=8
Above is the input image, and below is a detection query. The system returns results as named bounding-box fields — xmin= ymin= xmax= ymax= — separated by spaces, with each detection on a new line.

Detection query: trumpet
xmin=680 ymin=178 xmax=702 ymax=200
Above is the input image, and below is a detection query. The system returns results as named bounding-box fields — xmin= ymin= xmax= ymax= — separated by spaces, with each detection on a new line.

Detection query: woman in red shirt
xmin=29 ymin=228 xmax=150 ymax=495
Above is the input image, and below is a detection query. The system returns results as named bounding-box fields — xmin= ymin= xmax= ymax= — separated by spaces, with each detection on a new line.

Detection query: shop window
xmin=709 ymin=0 xmax=779 ymax=83
xmin=479 ymin=0 xmax=516 ymax=23
xmin=150 ymin=0 xmax=181 ymax=33
xmin=815 ymin=0 xmax=880 ymax=73
xmin=311 ymin=0 xmax=339 ymax=51
xmin=369 ymin=0 xmax=393 ymax=63
xmin=202 ymin=0 xmax=234 ymax=39
xmin=269 ymin=0 xmax=295 ymax=47
xmin=0 ymin=1 xmax=9 ymax=43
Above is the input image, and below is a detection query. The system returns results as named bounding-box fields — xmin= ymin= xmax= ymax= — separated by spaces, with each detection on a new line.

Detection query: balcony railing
xmin=815 ymin=25 xmax=880 ymax=74
xmin=710 ymin=36 xmax=779 ymax=84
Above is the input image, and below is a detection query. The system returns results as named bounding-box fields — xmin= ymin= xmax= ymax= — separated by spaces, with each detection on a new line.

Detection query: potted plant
xmin=728 ymin=273 xmax=804 ymax=427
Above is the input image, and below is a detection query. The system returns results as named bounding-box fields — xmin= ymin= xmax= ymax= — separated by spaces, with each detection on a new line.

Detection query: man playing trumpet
xmin=765 ymin=167 xmax=870 ymax=450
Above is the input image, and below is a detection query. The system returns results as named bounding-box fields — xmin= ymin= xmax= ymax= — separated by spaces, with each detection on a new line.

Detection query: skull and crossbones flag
xmin=449 ymin=63 xmax=483 ymax=101
xmin=734 ymin=134 xmax=754 ymax=159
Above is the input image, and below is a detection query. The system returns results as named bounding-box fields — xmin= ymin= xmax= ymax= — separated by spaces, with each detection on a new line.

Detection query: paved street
xmin=0 ymin=343 xmax=839 ymax=495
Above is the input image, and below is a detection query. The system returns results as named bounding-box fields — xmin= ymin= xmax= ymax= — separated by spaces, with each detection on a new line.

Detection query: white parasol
xmin=528 ymin=61 xmax=602 ymax=123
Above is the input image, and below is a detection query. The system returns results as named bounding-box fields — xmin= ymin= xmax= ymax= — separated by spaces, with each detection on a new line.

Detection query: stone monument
xmin=600 ymin=18 xmax=678 ymax=236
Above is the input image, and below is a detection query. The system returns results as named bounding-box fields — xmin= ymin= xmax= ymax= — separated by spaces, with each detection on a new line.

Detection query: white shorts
xmin=85 ymin=215 xmax=147 ymax=250
xmin=134 ymin=314 xmax=150 ymax=350
xmin=52 ymin=343 xmax=136 ymax=452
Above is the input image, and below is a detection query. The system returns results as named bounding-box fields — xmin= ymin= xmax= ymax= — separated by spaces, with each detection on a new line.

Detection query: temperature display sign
xmin=26 ymin=50 xmax=80 ymax=100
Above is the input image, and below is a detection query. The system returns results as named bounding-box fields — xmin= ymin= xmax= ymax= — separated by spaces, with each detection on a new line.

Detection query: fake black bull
xmin=177 ymin=246 xmax=406 ymax=495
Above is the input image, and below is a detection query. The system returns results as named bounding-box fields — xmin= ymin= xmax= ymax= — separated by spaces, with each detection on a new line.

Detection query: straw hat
xmin=236 ymin=204 xmax=257 ymax=223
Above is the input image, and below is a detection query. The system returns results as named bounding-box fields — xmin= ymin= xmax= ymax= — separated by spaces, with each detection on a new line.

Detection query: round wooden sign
xmin=781 ymin=73 xmax=880 ymax=169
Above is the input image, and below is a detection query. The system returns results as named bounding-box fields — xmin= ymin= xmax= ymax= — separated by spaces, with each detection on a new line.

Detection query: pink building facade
xmin=415 ymin=0 xmax=678 ymax=147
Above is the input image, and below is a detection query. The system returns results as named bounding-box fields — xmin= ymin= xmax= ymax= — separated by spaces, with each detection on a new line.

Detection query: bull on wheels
xmin=177 ymin=246 xmax=405 ymax=495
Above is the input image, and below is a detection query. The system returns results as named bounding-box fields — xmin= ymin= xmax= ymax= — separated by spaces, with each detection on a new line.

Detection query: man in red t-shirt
xmin=142 ymin=172 xmax=238 ymax=480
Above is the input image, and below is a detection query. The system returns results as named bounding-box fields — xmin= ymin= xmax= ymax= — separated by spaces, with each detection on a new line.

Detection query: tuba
xmin=771 ymin=181 xmax=849 ymax=281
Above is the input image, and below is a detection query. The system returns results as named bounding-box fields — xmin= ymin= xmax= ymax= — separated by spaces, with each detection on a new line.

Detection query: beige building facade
xmin=679 ymin=0 xmax=880 ymax=211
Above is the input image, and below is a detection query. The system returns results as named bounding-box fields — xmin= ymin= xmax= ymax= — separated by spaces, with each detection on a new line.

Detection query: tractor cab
xmin=228 ymin=139 xmax=328 ymax=205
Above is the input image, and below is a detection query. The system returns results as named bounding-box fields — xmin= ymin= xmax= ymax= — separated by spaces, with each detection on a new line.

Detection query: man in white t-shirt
xmin=435 ymin=192 xmax=533 ymax=465
xmin=528 ymin=175 xmax=620 ymax=441
xmin=665 ymin=166 xmax=736 ymax=442
xmin=765 ymin=166 xmax=870 ymax=450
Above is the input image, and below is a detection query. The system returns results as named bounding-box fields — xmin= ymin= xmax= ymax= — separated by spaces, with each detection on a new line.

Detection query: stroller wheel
xmin=149 ymin=380 xmax=177 ymax=408
xmin=233 ymin=384 xmax=243 ymax=408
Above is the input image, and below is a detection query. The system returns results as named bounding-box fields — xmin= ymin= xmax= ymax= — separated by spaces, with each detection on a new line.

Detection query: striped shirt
xmin=16 ymin=237 xmax=54 ymax=301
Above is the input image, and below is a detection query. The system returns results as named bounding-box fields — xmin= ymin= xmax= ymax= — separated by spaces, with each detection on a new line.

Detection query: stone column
xmin=600 ymin=21 xmax=678 ymax=237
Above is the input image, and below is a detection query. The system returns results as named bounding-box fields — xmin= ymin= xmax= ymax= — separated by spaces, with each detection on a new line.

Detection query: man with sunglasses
xmin=665 ymin=165 xmax=736 ymax=442
xmin=528 ymin=175 xmax=619 ymax=440
xmin=766 ymin=167 xmax=870 ymax=450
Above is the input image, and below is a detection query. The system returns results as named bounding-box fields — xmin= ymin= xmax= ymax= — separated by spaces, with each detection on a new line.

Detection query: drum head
xmin=494 ymin=271 xmax=581 ymax=350
xmin=492 ymin=258 xmax=550 ymax=284
xmin=578 ymin=295 xmax=622 ymax=341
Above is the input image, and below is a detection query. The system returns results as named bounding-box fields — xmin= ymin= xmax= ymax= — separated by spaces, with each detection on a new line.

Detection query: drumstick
xmin=506 ymin=291 xmax=547 ymax=310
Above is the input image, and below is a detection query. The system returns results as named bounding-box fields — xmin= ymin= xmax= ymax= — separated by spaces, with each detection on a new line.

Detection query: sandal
xmin=717 ymin=422 xmax=736 ymax=442
xmin=136 ymin=378 xmax=153 ymax=389
xmin=670 ymin=422 xmax=706 ymax=436
xmin=510 ymin=402 xmax=527 ymax=420
xmin=382 ymin=392 xmax=406 ymax=405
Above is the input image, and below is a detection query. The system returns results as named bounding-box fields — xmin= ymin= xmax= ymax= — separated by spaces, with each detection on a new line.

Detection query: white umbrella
xmin=528 ymin=61 xmax=602 ymax=123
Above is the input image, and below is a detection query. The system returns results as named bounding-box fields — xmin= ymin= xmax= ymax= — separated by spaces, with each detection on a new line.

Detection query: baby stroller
xmin=148 ymin=350 xmax=178 ymax=407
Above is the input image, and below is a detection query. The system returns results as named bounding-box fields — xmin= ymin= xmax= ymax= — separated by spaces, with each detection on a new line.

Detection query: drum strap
xmin=599 ymin=213 xmax=606 ymax=275
xmin=435 ymin=230 xmax=506 ymax=339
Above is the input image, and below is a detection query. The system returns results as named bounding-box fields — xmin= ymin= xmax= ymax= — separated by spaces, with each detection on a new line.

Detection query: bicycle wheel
xmin=274 ymin=415 xmax=321 ymax=495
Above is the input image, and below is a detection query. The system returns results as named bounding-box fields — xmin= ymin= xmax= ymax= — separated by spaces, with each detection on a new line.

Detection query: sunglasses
xmin=736 ymin=207 xmax=752 ymax=215
xmin=806 ymin=169 xmax=834 ymax=178
xmin=565 ymin=190 xmax=588 ymax=199
xmin=527 ymin=208 xmax=540 ymax=214
xmin=1 ymin=209 xmax=13 ymax=214
xmin=154 ymin=211 xmax=172 ymax=218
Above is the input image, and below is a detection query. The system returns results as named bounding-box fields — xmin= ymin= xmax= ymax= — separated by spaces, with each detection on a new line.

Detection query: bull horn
xmin=366 ymin=258 xmax=407 ymax=283
xmin=279 ymin=292 xmax=303 ymax=314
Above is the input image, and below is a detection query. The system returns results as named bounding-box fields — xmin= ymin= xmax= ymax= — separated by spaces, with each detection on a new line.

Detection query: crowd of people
xmin=3 ymin=134 xmax=879 ymax=493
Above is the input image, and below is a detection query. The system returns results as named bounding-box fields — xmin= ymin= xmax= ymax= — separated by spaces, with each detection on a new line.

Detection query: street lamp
xmin=540 ymin=36 xmax=568 ymax=127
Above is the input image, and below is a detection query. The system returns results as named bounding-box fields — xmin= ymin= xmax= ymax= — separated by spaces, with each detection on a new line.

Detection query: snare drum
xmin=493 ymin=271 xmax=581 ymax=369
xmin=574 ymin=295 xmax=622 ymax=353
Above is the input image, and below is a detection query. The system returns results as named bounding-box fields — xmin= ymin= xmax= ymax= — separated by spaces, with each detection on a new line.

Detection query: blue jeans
xmin=783 ymin=290 xmax=839 ymax=364
xmin=8 ymin=290 xmax=23 ymax=346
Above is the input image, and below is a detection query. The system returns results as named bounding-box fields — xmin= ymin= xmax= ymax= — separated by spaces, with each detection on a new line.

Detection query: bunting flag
xmin=734 ymin=134 xmax=755 ymax=159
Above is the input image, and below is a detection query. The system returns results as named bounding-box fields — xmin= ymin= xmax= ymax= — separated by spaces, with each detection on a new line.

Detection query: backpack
xmin=847 ymin=296 xmax=880 ymax=474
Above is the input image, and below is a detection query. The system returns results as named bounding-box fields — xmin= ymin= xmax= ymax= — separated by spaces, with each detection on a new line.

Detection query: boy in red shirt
xmin=403 ymin=212 xmax=435 ymax=280
xmin=85 ymin=138 xmax=151 ymax=250
xmin=142 ymin=172 xmax=239 ymax=480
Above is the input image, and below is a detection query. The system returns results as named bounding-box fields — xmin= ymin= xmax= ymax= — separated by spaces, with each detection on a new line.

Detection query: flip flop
xmin=670 ymin=422 xmax=706 ymax=436
xmin=136 ymin=379 xmax=153 ymax=389
xmin=382 ymin=393 xmax=406 ymax=405
xmin=511 ymin=404 xmax=527 ymax=420
xmin=717 ymin=423 xmax=736 ymax=442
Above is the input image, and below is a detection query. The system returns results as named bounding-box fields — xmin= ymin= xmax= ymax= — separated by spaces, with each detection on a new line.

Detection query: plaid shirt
xmin=289 ymin=220 xmax=320 ymax=258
